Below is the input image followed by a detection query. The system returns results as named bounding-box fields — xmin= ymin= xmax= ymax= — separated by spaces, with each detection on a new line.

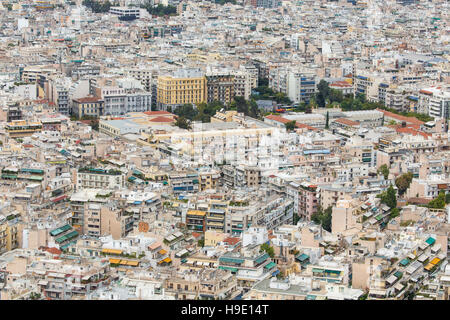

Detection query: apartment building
xmin=157 ymin=68 xmax=206 ymax=110
xmin=222 ymin=165 xmax=261 ymax=189
xmin=72 ymin=96 xmax=104 ymax=118
xmin=198 ymin=169 xmax=220 ymax=191
xmin=164 ymin=269 xmax=238 ymax=300
xmin=0 ymin=215 xmax=21 ymax=255
xmin=218 ymin=247 xmax=277 ymax=289
xmin=127 ymin=68 xmax=155 ymax=92
xmin=168 ymin=172 xmax=199 ymax=195
xmin=287 ymin=71 xmax=316 ymax=105
xmin=48 ymin=78 xmax=71 ymax=115
xmin=419 ymin=86 xmax=450 ymax=119
xmin=287 ymin=181 xmax=319 ymax=221
xmin=5 ymin=120 xmax=42 ymax=138
xmin=206 ymin=72 xmax=235 ymax=106
xmin=69 ymin=190 xmax=135 ymax=238
xmin=75 ymin=168 xmax=125 ymax=191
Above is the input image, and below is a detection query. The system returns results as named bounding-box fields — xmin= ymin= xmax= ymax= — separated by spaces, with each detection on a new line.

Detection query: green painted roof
xmin=399 ymin=258 xmax=410 ymax=266
xmin=296 ymin=253 xmax=309 ymax=262
xmin=425 ymin=237 xmax=435 ymax=245
xmin=50 ymin=224 xmax=72 ymax=237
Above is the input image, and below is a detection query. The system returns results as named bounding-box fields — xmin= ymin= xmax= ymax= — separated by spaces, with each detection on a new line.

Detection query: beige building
xmin=331 ymin=200 xmax=363 ymax=235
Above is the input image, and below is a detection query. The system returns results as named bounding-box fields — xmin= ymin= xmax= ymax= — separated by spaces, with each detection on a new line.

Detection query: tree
xmin=315 ymin=80 xmax=330 ymax=108
xmin=395 ymin=172 xmax=413 ymax=196
xmin=285 ymin=120 xmax=297 ymax=132
xmin=311 ymin=206 xmax=332 ymax=232
xmin=174 ymin=104 xmax=197 ymax=120
xmin=377 ymin=164 xmax=390 ymax=180
xmin=260 ymin=243 xmax=275 ymax=258
xmin=329 ymin=89 xmax=343 ymax=103
xmin=174 ymin=116 xmax=191 ymax=130
xmin=141 ymin=2 xmax=177 ymax=16
xmin=380 ymin=185 xmax=397 ymax=210
xmin=325 ymin=111 xmax=329 ymax=129
xmin=234 ymin=96 xmax=249 ymax=115
xmin=446 ymin=193 xmax=450 ymax=204
xmin=390 ymin=208 xmax=400 ymax=219
xmin=427 ymin=191 xmax=446 ymax=209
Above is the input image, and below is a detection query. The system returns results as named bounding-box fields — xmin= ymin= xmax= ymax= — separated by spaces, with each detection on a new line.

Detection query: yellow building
xmin=198 ymin=170 xmax=220 ymax=191
xmin=0 ymin=216 xmax=21 ymax=254
xmin=157 ymin=69 xmax=206 ymax=109
xmin=6 ymin=120 xmax=42 ymax=138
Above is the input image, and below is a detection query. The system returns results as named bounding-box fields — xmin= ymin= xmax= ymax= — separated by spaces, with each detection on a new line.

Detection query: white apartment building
xmin=76 ymin=168 xmax=125 ymax=191
xmin=419 ymin=86 xmax=450 ymax=119
xmin=99 ymin=86 xmax=152 ymax=115
xmin=287 ymin=70 xmax=316 ymax=104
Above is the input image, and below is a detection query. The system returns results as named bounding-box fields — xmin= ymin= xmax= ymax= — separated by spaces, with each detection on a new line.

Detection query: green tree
xmin=311 ymin=206 xmax=332 ymax=232
xmin=446 ymin=193 xmax=450 ymax=204
xmin=315 ymin=80 xmax=330 ymax=108
xmin=380 ymin=185 xmax=397 ymax=210
xmin=329 ymin=89 xmax=343 ymax=103
xmin=390 ymin=208 xmax=400 ymax=219
xmin=285 ymin=120 xmax=297 ymax=132
xmin=260 ymin=243 xmax=275 ymax=258
xmin=174 ymin=116 xmax=191 ymax=130
xmin=427 ymin=191 xmax=446 ymax=209
xmin=377 ymin=164 xmax=390 ymax=180
xmin=197 ymin=239 xmax=204 ymax=248
xmin=174 ymin=104 xmax=197 ymax=120
xmin=395 ymin=172 xmax=413 ymax=196
xmin=325 ymin=111 xmax=329 ymax=129
xmin=141 ymin=2 xmax=177 ymax=16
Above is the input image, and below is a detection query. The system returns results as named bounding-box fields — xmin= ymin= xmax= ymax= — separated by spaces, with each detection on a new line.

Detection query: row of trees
xmin=251 ymin=85 xmax=292 ymax=105
xmin=140 ymin=2 xmax=177 ymax=16
xmin=306 ymin=80 xmax=434 ymax=122
xmin=82 ymin=0 xmax=116 ymax=13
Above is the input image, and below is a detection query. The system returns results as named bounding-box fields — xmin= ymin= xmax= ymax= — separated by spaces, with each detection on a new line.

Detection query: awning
xmin=102 ymin=248 xmax=123 ymax=255
xmin=264 ymin=262 xmax=276 ymax=269
xmin=51 ymin=195 xmax=67 ymax=202
xmin=159 ymin=249 xmax=167 ymax=255
xmin=424 ymin=263 xmax=435 ymax=271
xmin=109 ymin=258 xmax=121 ymax=264
xmin=430 ymin=257 xmax=440 ymax=265
xmin=425 ymin=237 xmax=435 ymax=245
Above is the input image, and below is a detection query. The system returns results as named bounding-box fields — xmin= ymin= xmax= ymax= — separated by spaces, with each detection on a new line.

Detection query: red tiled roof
xmin=376 ymin=108 xmax=424 ymax=125
xmin=43 ymin=247 xmax=62 ymax=255
xmin=396 ymin=127 xmax=431 ymax=139
xmin=149 ymin=116 xmax=175 ymax=123
xmin=334 ymin=118 xmax=360 ymax=126
xmin=224 ymin=237 xmax=240 ymax=246
xmin=143 ymin=111 xmax=172 ymax=116
xmin=22 ymin=144 xmax=34 ymax=148
xmin=265 ymin=115 xmax=317 ymax=130
xmin=192 ymin=232 xmax=202 ymax=238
